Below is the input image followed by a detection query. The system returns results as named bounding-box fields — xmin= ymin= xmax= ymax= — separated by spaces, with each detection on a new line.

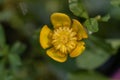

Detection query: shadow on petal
xmin=51 ymin=13 xmax=71 ymax=28
xmin=40 ymin=25 xmax=52 ymax=49
xmin=72 ymin=19 xmax=88 ymax=40
xmin=70 ymin=41 xmax=85 ymax=57
xmin=47 ymin=48 xmax=67 ymax=62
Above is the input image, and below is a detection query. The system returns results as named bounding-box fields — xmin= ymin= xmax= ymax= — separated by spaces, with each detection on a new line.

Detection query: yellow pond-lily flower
xmin=40 ymin=13 xmax=88 ymax=62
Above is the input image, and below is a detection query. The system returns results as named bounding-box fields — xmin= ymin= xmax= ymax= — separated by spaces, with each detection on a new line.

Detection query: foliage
xmin=68 ymin=71 xmax=109 ymax=80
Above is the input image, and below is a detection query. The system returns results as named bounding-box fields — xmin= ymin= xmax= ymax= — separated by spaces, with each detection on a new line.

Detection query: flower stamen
xmin=52 ymin=27 xmax=77 ymax=53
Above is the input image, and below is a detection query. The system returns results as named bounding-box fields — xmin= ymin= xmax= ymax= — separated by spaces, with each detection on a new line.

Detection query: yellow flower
xmin=39 ymin=13 xmax=88 ymax=62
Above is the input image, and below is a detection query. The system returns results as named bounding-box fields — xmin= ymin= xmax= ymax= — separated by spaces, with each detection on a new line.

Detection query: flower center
xmin=52 ymin=27 xmax=77 ymax=53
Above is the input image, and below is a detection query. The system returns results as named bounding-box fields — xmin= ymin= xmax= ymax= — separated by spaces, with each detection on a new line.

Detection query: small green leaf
xmin=76 ymin=36 xmax=113 ymax=69
xmin=8 ymin=53 xmax=22 ymax=75
xmin=106 ymin=39 xmax=120 ymax=51
xmin=68 ymin=71 xmax=109 ymax=80
xmin=84 ymin=18 xmax=99 ymax=32
xmin=69 ymin=0 xmax=89 ymax=18
xmin=10 ymin=42 xmax=26 ymax=55
xmin=0 ymin=0 xmax=4 ymax=4
xmin=0 ymin=25 xmax=6 ymax=48
xmin=111 ymin=0 xmax=120 ymax=7
xmin=0 ymin=60 xmax=6 ymax=80
xmin=8 ymin=53 xmax=22 ymax=67
xmin=0 ymin=45 xmax=9 ymax=57
xmin=0 ymin=51 xmax=2 ymax=57
xmin=100 ymin=14 xmax=110 ymax=22
xmin=0 ymin=11 xmax=12 ymax=21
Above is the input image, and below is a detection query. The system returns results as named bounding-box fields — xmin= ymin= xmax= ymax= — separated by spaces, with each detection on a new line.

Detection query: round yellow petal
xmin=40 ymin=25 xmax=52 ymax=49
xmin=51 ymin=13 xmax=71 ymax=28
xmin=70 ymin=41 xmax=85 ymax=57
xmin=47 ymin=48 xmax=67 ymax=62
xmin=72 ymin=19 xmax=88 ymax=40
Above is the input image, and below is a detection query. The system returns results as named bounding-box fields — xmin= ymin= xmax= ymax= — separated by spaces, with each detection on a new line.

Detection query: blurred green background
xmin=0 ymin=0 xmax=120 ymax=80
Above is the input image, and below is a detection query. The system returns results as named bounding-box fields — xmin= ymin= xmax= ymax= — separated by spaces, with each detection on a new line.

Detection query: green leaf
xmin=76 ymin=36 xmax=113 ymax=69
xmin=0 ymin=0 xmax=4 ymax=4
xmin=106 ymin=39 xmax=120 ymax=51
xmin=84 ymin=18 xmax=99 ymax=32
xmin=100 ymin=14 xmax=110 ymax=22
xmin=51 ymin=58 xmax=78 ymax=72
xmin=76 ymin=50 xmax=110 ymax=69
xmin=0 ymin=11 xmax=13 ymax=21
xmin=10 ymin=42 xmax=26 ymax=55
xmin=111 ymin=0 xmax=120 ymax=7
xmin=0 ymin=51 xmax=2 ymax=57
xmin=8 ymin=53 xmax=22 ymax=68
xmin=68 ymin=71 xmax=109 ymax=80
xmin=0 ymin=45 xmax=9 ymax=57
xmin=69 ymin=0 xmax=89 ymax=18
xmin=8 ymin=53 xmax=22 ymax=76
xmin=0 ymin=60 xmax=6 ymax=80
xmin=89 ymin=36 xmax=115 ymax=55
xmin=0 ymin=25 xmax=6 ymax=48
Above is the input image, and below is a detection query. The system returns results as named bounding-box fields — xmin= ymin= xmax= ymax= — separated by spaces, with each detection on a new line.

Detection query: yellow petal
xmin=51 ymin=13 xmax=71 ymax=28
xmin=47 ymin=48 xmax=67 ymax=62
xmin=72 ymin=19 xmax=88 ymax=40
xmin=70 ymin=41 xmax=85 ymax=57
xmin=40 ymin=25 xmax=52 ymax=49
